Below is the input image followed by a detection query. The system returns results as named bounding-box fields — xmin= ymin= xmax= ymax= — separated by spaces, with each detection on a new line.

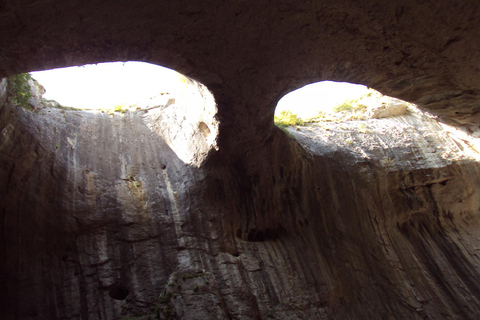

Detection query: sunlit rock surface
xmin=141 ymin=77 xmax=219 ymax=167
xmin=2 ymin=77 xmax=480 ymax=319
xmin=2 ymin=1 xmax=480 ymax=319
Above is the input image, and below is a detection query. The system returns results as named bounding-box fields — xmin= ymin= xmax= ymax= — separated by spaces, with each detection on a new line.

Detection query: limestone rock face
xmin=2 ymin=1 xmax=480 ymax=319
xmin=2 ymin=77 xmax=480 ymax=320
xmin=369 ymin=96 xmax=410 ymax=119
xmin=0 ymin=78 xmax=7 ymax=107
xmin=141 ymin=78 xmax=219 ymax=167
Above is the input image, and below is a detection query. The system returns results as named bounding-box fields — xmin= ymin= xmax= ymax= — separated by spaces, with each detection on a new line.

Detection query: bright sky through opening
xmin=276 ymin=81 xmax=369 ymax=119
xmin=31 ymin=61 xmax=183 ymax=109
xmin=31 ymin=61 xmax=370 ymax=114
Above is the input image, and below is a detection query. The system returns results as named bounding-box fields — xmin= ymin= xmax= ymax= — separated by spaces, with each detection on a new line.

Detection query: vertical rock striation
xmin=1 ymin=78 xmax=480 ymax=319
xmin=2 ymin=1 xmax=480 ymax=319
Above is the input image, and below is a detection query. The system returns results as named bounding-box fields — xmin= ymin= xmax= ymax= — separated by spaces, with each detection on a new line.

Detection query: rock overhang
xmin=2 ymin=3 xmax=480 ymax=319
xmin=1 ymin=1 xmax=480 ymax=132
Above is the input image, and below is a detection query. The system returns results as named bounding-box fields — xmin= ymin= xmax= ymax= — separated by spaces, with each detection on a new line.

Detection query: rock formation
xmin=2 ymin=1 xmax=480 ymax=319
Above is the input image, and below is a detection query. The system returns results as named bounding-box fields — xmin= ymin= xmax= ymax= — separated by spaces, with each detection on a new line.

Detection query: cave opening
xmin=29 ymin=61 xmax=188 ymax=111
xmin=2 ymin=61 xmax=219 ymax=166
xmin=274 ymin=81 xmax=480 ymax=168
xmin=274 ymin=80 xmax=415 ymax=127
xmin=275 ymin=81 xmax=371 ymax=121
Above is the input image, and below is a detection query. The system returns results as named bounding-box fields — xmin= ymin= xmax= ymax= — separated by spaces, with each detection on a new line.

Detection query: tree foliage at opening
xmin=8 ymin=73 xmax=33 ymax=110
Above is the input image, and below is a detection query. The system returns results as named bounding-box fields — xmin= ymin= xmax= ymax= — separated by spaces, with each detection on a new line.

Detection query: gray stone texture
xmin=2 ymin=1 xmax=480 ymax=319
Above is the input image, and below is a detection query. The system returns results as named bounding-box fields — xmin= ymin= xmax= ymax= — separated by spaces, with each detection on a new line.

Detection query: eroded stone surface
xmin=2 ymin=78 xmax=480 ymax=319
xmin=2 ymin=2 xmax=480 ymax=319
xmin=141 ymin=77 xmax=219 ymax=167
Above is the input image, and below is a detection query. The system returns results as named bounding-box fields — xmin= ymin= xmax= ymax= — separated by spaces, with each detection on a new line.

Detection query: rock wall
xmin=2 ymin=1 xmax=480 ymax=319
xmin=2 ymin=78 xmax=480 ymax=319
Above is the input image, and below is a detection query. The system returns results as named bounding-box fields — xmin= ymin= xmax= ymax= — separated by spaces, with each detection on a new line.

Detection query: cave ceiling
xmin=1 ymin=1 xmax=480 ymax=127
xmin=3 ymin=2 xmax=480 ymax=319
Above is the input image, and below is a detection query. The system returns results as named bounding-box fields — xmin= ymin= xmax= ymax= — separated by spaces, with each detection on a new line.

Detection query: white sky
xmin=276 ymin=81 xmax=369 ymax=118
xmin=31 ymin=61 xmax=182 ymax=109
xmin=31 ymin=61 xmax=369 ymax=115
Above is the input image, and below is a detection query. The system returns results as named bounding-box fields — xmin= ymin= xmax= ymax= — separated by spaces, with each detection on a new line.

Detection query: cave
xmin=2 ymin=1 xmax=480 ymax=319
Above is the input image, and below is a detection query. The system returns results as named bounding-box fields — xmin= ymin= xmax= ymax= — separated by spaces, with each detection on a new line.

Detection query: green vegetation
xmin=154 ymin=291 xmax=176 ymax=319
xmin=181 ymin=272 xmax=206 ymax=280
xmin=274 ymin=110 xmax=305 ymax=128
xmin=272 ymin=89 xmax=392 ymax=142
xmin=330 ymin=98 xmax=369 ymax=120
xmin=333 ymin=100 xmax=355 ymax=113
xmin=157 ymin=292 xmax=173 ymax=304
xmin=267 ymin=308 xmax=275 ymax=318
xmin=7 ymin=73 xmax=85 ymax=112
xmin=114 ymin=104 xmax=129 ymax=113
xmin=274 ymin=110 xmax=304 ymax=137
xmin=274 ymin=90 xmax=378 ymax=131
xmin=7 ymin=73 xmax=33 ymax=110
xmin=306 ymin=111 xmax=339 ymax=124
xmin=120 ymin=288 xmax=178 ymax=320
xmin=98 ymin=104 xmax=133 ymax=114
xmin=306 ymin=88 xmax=378 ymax=124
